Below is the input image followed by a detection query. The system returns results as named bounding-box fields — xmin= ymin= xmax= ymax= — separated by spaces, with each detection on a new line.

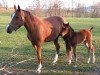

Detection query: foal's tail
xmin=90 ymin=27 xmax=93 ymax=31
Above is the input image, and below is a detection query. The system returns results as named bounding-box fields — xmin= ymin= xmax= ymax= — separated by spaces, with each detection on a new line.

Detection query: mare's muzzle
xmin=6 ymin=25 xmax=16 ymax=34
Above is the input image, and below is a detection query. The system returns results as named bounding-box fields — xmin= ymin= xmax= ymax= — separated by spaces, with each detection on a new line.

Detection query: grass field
xmin=0 ymin=14 xmax=100 ymax=75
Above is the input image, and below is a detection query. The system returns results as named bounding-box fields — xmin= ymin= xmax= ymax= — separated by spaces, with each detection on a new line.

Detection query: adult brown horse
xmin=6 ymin=5 xmax=65 ymax=73
xmin=61 ymin=23 xmax=95 ymax=66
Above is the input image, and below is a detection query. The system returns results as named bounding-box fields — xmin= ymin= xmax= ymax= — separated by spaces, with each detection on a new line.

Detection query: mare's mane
xmin=22 ymin=10 xmax=43 ymax=25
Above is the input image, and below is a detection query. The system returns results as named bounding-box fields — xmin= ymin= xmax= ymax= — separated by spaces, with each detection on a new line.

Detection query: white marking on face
xmin=9 ymin=13 xmax=15 ymax=24
xmin=11 ymin=13 xmax=15 ymax=20
xmin=6 ymin=13 xmax=15 ymax=31
xmin=6 ymin=25 xmax=9 ymax=31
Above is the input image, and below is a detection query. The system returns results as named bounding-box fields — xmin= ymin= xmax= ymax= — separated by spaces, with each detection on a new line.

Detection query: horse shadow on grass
xmin=0 ymin=45 xmax=100 ymax=75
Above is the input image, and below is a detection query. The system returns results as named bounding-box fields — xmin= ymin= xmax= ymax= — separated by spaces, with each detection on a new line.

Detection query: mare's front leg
xmin=27 ymin=35 xmax=42 ymax=73
xmin=52 ymin=38 xmax=60 ymax=65
xmin=32 ymin=43 xmax=42 ymax=73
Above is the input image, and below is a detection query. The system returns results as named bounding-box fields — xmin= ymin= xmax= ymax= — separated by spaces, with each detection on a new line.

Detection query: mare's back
xmin=44 ymin=16 xmax=64 ymax=27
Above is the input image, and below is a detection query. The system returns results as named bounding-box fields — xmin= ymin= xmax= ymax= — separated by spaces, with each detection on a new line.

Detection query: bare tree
xmin=47 ymin=0 xmax=62 ymax=16
xmin=71 ymin=0 xmax=74 ymax=17
xmin=2 ymin=0 xmax=8 ymax=9
xmin=91 ymin=2 xmax=100 ymax=18
xmin=75 ymin=3 xmax=85 ymax=17
xmin=0 ymin=3 xmax=2 ymax=7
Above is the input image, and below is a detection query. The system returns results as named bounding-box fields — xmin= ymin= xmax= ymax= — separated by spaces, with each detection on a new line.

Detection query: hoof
xmin=52 ymin=61 xmax=56 ymax=65
xmin=87 ymin=60 xmax=90 ymax=64
xmin=92 ymin=61 xmax=95 ymax=64
xmin=73 ymin=65 xmax=77 ymax=68
xmin=52 ymin=63 xmax=55 ymax=66
xmin=68 ymin=60 xmax=71 ymax=64
xmin=36 ymin=69 xmax=41 ymax=73
xmin=36 ymin=64 xmax=42 ymax=73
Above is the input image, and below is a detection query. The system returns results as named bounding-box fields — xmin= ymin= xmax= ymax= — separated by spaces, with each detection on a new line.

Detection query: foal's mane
xmin=68 ymin=25 xmax=75 ymax=38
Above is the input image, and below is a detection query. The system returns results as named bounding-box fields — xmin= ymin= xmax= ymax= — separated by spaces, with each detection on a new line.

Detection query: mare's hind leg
xmin=52 ymin=37 xmax=60 ymax=65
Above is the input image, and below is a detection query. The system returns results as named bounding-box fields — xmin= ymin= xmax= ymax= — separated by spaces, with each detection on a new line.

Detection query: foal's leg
xmin=85 ymin=41 xmax=95 ymax=63
xmin=52 ymin=38 xmax=60 ymax=65
xmin=33 ymin=44 xmax=42 ymax=73
xmin=66 ymin=44 xmax=72 ymax=64
xmin=73 ymin=45 xmax=77 ymax=66
xmin=91 ymin=45 xmax=95 ymax=63
xmin=85 ymin=43 xmax=91 ymax=63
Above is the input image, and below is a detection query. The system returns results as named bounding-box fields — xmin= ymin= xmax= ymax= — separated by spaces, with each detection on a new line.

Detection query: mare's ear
xmin=18 ymin=5 xmax=21 ymax=12
xmin=14 ymin=5 xmax=16 ymax=11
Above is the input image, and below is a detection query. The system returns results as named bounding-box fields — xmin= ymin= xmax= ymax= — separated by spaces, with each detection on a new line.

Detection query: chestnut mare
xmin=6 ymin=5 xmax=65 ymax=73
xmin=61 ymin=23 xmax=95 ymax=66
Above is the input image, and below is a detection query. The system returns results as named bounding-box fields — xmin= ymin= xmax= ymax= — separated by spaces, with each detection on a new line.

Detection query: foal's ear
xmin=66 ymin=22 xmax=69 ymax=26
xmin=63 ymin=23 xmax=69 ymax=28
xmin=18 ymin=5 xmax=21 ymax=12
xmin=14 ymin=5 xmax=16 ymax=11
xmin=65 ymin=22 xmax=69 ymax=27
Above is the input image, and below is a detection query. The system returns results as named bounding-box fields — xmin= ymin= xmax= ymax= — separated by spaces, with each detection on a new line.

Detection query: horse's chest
xmin=27 ymin=34 xmax=40 ymax=44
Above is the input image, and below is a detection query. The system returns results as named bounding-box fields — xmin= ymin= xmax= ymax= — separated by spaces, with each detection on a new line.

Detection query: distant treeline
xmin=0 ymin=0 xmax=100 ymax=18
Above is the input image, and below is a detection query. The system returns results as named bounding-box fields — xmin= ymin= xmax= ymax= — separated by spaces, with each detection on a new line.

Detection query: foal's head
xmin=61 ymin=22 xmax=70 ymax=36
xmin=7 ymin=5 xmax=24 ymax=33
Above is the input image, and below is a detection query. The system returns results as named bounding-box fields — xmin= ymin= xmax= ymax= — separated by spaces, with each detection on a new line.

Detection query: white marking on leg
xmin=86 ymin=43 xmax=89 ymax=47
xmin=37 ymin=63 xmax=42 ymax=73
xmin=68 ymin=51 xmax=72 ymax=64
xmin=87 ymin=48 xmax=91 ymax=63
xmin=68 ymin=59 xmax=71 ymax=64
xmin=52 ymin=53 xmax=58 ymax=65
xmin=87 ymin=57 xmax=90 ymax=63
xmin=92 ymin=52 xmax=95 ymax=63
xmin=73 ymin=65 xmax=77 ymax=68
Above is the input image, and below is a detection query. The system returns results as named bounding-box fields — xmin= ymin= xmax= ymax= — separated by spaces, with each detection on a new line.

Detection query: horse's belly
xmin=44 ymin=34 xmax=59 ymax=42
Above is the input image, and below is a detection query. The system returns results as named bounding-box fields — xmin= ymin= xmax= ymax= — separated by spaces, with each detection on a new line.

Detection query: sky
xmin=0 ymin=0 xmax=100 ymax=9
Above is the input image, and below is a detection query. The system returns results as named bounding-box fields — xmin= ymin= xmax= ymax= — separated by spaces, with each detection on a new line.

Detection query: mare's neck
xmin=23 ymin=11 xmax=35 ymax=34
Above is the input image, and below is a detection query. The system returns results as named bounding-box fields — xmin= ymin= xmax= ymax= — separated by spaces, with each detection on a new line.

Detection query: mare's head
xmin=7 ymin=5 xmax=24 ymax=33
xmin=61 ymin=22 xmax=70 ymax=36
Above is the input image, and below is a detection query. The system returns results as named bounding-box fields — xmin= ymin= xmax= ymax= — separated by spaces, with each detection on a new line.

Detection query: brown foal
xmin=61 ymin=23 xmax=95 ymax=66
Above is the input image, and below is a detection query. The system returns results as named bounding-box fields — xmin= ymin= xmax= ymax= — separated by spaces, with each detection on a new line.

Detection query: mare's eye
xmin=16 ymin=16 xmax=19 ymax=19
